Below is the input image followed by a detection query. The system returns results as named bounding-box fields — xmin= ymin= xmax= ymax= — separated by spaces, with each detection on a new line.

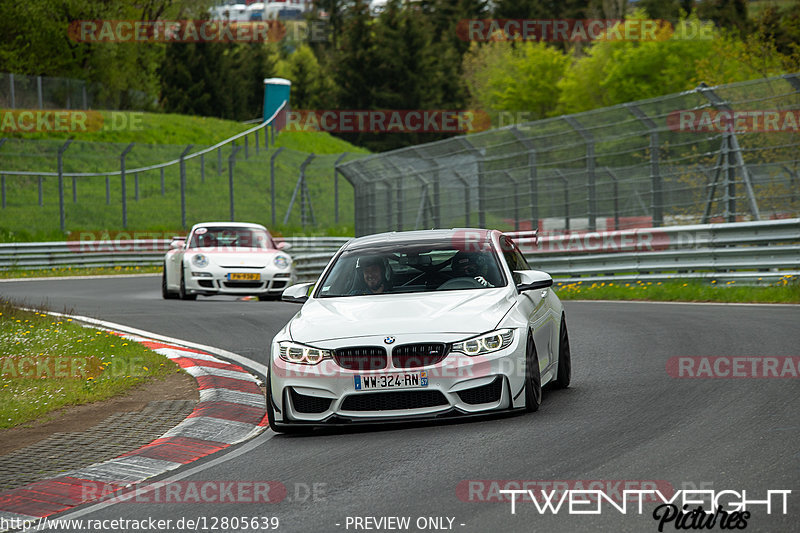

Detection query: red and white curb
xmin=0 ymin=330 xmax=268 ymax=524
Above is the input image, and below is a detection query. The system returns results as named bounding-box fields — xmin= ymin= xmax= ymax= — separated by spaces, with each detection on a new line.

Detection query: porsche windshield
xmin=188 ymin=228 xmax=273 ymax=249
xmin=316 ymin=243 xmax=506 ymax=297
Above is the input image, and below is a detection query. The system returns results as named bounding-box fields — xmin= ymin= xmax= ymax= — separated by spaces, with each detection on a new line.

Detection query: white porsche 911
xmin=162 ymin=222 xmax=295 ymax=301
xmin=267 ymin=229 xmax=571 ymax=432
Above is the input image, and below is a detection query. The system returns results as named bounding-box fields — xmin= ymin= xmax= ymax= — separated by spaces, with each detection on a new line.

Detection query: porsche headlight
xmin=192 ymin=254 xmax=209 ymax=268
xmin=278 ymin=341 xmax=332 ymax=365
xmin=274 ymin=255 xmax=289 ymax=269
xmin=451 ymin=329 xmax=514 ymax=356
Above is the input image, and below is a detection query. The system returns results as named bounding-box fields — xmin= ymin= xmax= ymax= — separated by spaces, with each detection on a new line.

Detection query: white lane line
xmin=41 ymin=311 xmax=269 ymax=378
xmin=566 ymin=299 xmax=800 ymax=307
xmin=20 ymin=433 xmax=275 ymax=532
xmin=0 ymin=274 xmax=159 ymax=282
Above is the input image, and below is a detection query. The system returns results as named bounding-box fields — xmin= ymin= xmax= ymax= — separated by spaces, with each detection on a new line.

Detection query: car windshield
xmin=188 ymin=227 xmax=273 ymax=249
xmin=316 ymin=241 xmax=506 ymax=298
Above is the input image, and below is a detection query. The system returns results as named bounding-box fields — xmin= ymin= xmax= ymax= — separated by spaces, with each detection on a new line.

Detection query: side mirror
xmin=169 ymin=238 xmax=185 ymax=250
xmin=282 ymin=282 xmax=314 ymax=304
xmin=513 ymin=270 xmax=553 ymax=292
xmin=276 ymin=241 xmax=292 ymax=251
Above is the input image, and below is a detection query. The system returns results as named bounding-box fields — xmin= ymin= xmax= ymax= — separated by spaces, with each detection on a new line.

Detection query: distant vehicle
xmin=265 ymin=2 xmax=304 ymax=20
xmin=246 ymin=2 xmax=265 ymax=21
xmin=162 ymin=222 xmax=294 ymax=301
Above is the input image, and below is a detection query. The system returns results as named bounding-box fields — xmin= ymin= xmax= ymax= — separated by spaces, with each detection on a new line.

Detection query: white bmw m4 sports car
xmin=268 ymin=229 xmax=571 ymax=432
xmin=162 ymin=222 xmax=295 ymax=301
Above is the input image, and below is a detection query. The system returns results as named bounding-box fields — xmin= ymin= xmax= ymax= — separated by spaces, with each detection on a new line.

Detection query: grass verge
xmin=555 ymin=276 xmax=800 ymax=303
xmin=0 ymin=266 xmax=161 ymax=279
xmin=0 ymin=300 xmax=183 ymax=429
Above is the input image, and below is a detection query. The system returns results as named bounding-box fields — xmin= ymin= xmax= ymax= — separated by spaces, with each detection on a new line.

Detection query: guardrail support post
xmin=565 ymin=116 xmax=596 ymax=231
xmin=270 ymin=147 xmax=285 ymax=226
xmin=179 ymin=144 xmax=193 ymax=230
xmin=58 ymin=139 xmax=72 ymax=233
xmin=228 ymin=145 xmax=241 ymax=221
xmin=334 ymin=153 xmax=348 ymax=224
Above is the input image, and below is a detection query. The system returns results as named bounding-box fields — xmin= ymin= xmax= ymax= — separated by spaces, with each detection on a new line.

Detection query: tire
xmin=266 ymin=370 xmax=308 ymax=434
xmin=178 ymin=269 xmax=197 ymax=301
xmin=553 ymin=314 xmax=572 ymax=389
xmin=162 ymin=266 xmax=178 ymax=300
xmin=524 ymin=330 xmax=542 ymax=412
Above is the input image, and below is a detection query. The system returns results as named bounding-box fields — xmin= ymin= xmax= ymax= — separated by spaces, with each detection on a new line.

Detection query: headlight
xmin=451 ymin=329 xmax=514 ymax=356
xmin=278 ymin=341 xmax=332 ymax=365
xmin=192 ymin=254 xmax=208 ymax=268
xmin=274 ymin=255 xmax=289 ymax=269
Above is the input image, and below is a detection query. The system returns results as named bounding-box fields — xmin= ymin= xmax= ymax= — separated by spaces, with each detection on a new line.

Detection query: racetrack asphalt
xmin=1 ymin=276 xmax=798 ymax=532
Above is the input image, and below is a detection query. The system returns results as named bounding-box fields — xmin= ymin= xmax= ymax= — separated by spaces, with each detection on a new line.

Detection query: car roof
xmin=191 ymin=222 xmax=268 ymax=230
xmin=345 ymin=228 xmax=496 ymax=250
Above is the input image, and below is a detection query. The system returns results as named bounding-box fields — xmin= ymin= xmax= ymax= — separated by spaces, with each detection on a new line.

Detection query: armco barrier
xmin=0 ymin=220 xmax=798 ymax=284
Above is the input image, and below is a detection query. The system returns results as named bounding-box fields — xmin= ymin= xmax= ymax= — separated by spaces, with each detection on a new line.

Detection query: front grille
xmin=290 ymin=388 xmax=332 ymax=414
xmin=457 ymin=376 xmax=503 ymax=405
xmin=341 ymin=390 xmax=449 ymax=411
xmin=334 ymin=346 xmax=387 ymax=370
xmin=222 ymin=281 xmax=264 ymax=288
xmin=392 ymin=343 xmax=448 ymax=368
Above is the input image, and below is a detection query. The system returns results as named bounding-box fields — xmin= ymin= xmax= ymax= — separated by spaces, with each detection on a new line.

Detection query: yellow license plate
xmin=228 ymin=273 xmax=260 ymax=281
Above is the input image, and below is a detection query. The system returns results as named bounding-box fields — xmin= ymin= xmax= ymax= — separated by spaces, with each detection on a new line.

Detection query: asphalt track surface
xmin=1 ymin=276 xmax=798 ymax=533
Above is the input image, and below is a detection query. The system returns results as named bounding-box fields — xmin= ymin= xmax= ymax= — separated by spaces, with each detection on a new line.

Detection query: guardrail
xmin=1 ymin=220 xmax=798 ymax=284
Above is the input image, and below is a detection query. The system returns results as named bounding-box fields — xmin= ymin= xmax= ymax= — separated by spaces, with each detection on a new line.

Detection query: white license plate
xmin=354 ymin=372 xmax=428 ymax=391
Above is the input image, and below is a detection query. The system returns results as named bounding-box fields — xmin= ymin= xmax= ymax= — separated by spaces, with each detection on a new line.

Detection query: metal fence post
xmin=510 ymin=126 xmax=538 ymax=231
xmin=105 ymin=176 xmax=110 ymax=205
xmin=160 ymin=167 xmax=165 ymax=196
xmin=502 ymin=171 xmax=520 ymax=231
xmin=120 ymin=142 xmax=134 ymax=229
xmin=453 ymin=170 xmax=471 ymax=226
xmin=604 ymin=167 xmax=620 ymax=230
xmin=270 ymin=147 xmax=284 ymax=226
xmin=217 ymin=146 xmax=223 ymax=175
xmin=57 ymin=139 xmax=73 ymax=233
xmin=244 ymin=135 xmax=249 ymax=160
xmin=565 ymin=116 xmax=596 ymax=231
xmin=72 ymin=174 xmax=77 ymax=204
xmin=228 ymin=145 xmax=241 ymax=221
xmin=200 ymin=153 xmax=205 ymax=183
xmin=38 ymin=176 xmax=43 ymax=207
xmin=555 ymin=170 xmax=570 ymax=231
xmin=1 ymin=175 xmax=5 ymax=209
xmin=37 ymin=76 xmax=43 ymax=109
xmin=284 ymin=154 xmax=316 ymax=227
xmin=460 ymin=138 xmax=484 ymax=228
xmin=626 ymin=104 xmax=662 ymax=227
xmin=333 ymin=153 xmax=348 ymax=224
xmin=9 ymin=74 xmax=14 ymax=109
xmin=255 ymin=129 xmax=260 ymax=155
xmin=180 ymin=145 xmax=193 ymax=230
xmin=134 ymin=172 xmax=140 ymax=201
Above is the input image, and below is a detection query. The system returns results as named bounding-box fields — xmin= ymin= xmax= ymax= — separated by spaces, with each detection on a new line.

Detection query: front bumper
xmin=185 ymin=267 xmax=295 ymax=296
xmin=268 ymin=332 xmax=527 ymax=425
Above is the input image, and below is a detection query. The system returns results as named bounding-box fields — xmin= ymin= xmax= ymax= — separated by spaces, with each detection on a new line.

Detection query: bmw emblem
xmin=384 ymin=336 xmax=396 ymax=345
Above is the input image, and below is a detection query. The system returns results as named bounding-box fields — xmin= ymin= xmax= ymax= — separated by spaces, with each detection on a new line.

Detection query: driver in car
xmin=351 ymin=256 xmax=389 ymax=295
xmin=451 ymin=251 xmax=494 ymax=287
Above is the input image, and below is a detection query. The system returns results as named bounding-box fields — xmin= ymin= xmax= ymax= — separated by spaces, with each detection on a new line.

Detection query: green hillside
xmin=0 ymin=112 xmax=368 ymax=242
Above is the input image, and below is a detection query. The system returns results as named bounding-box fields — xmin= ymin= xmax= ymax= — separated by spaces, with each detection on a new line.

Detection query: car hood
xmin=187 ymin=247 xmax=281 ymax=268
xmin=289 ymin=288 xmax=515 ymax=343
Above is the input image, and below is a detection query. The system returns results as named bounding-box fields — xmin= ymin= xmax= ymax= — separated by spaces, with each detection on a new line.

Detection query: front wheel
xmin=524 ymin=331 xmax=542 ymax=412
xmin=178 ymin=269 xmax=197 ymax=301
xmin=553 ymin=314 xmax=572 ymax=389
